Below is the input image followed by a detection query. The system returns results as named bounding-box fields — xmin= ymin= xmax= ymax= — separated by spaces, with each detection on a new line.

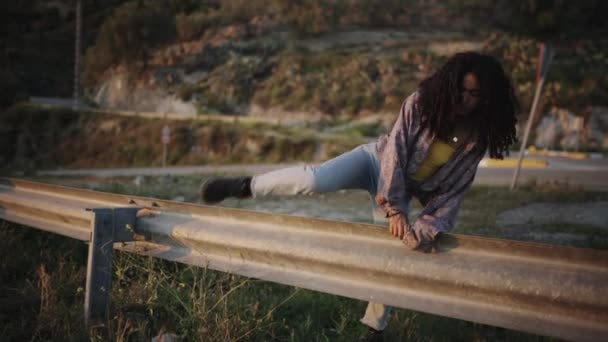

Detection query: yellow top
xmin=410 ymin=139 xmax=456 ymax=182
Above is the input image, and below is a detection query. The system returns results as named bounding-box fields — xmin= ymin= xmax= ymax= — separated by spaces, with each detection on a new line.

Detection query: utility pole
xmin=510 ymin=43 xmax=555 ymax=190
xmin=73 ymin=0 xmax=82 ymax=110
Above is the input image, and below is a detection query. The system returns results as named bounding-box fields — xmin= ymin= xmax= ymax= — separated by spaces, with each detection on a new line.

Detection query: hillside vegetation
xmin=2 ymin=1 xmax=608 ymax=119
xmin=0 ymin=104 xmax=373 ymax=173
xmin=83 ymin=0 xmax=608 ymax=118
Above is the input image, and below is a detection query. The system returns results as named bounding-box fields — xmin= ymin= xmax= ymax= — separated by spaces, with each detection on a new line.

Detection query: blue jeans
xmin=251 ymin=142 xmax=393 ymax=330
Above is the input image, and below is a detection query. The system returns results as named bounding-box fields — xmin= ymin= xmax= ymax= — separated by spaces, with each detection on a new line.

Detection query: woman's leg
xmin=255 ymin=142 xmax=396 ymax=331
xmin=358 ymin=147 xmax=398 ymax=332
xmin=359 ymin=209 xmax=393 ymax=331
xmin=203 ymin=142 xmax=395 ymax=331
xmin=251 ymin=143 xmax=379 ymax=197
xmin=201 ymin=143 xmax=380 ymax=203
xmin=361 ymin=194 xmax=414 ymax=331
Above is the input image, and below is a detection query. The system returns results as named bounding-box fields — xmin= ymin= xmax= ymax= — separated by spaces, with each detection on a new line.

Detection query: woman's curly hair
xmin=417 ymin=52 xmax=519 ymax=159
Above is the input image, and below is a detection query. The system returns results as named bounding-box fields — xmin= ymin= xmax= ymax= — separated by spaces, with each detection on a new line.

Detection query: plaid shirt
xmin=375 ymin=91 xmax=486 ymax=239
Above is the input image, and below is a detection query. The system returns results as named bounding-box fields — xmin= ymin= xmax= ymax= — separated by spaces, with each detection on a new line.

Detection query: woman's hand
xmin=388 ymin=211 xmax=439 ymax=253
xmin=403 ymin=228 xmax=439 ymax=253
xmin=388 ymin=212 xmax=410 ymax=239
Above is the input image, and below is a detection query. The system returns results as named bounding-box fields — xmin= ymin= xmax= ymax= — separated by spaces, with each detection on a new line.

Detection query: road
xmin=29 ymin=97 xmax=86 ymax=109
xmin=34 ymin=155 xmax=608 ymax=191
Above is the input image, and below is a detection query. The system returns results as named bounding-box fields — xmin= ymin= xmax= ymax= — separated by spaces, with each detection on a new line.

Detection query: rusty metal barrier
xmin=0 ymin=178 xmax=606 ymax=340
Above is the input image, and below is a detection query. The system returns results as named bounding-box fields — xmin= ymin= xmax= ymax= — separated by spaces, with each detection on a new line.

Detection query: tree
xmin=83 ymin=1 xmax=175 ymax=85
xmin=493 ymin=0 xmax=608 ymax=40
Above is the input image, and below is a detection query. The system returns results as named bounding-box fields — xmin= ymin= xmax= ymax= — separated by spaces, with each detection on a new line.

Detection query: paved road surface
xmin=34 ymin=156 xmax=608 ymax=191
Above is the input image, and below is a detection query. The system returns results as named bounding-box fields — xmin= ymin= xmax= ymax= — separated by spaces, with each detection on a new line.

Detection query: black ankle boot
xmin=359 ymin=327 xmax=384 ymax=342
xmin=200 ymin=176 xmax=252 ymax=204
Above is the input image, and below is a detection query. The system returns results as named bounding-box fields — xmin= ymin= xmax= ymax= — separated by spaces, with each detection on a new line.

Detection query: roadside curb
xmin=526 ymin=147 xmax=593 ymax=160
xmin=479 ymin=158 xmax=548 ymax=168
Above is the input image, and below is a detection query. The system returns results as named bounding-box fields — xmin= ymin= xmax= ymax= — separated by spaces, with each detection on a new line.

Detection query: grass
xmin=0 ymin=221 xmax=88 ymax=341
xmin=2 ymin=178 xmax=606 ymax=341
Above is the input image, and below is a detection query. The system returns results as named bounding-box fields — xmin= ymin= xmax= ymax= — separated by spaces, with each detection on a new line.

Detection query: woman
xmin=200 ymin=52 xmax=519 ymax=335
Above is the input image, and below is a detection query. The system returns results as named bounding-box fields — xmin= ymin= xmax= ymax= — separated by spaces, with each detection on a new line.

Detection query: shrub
xmin=0 ymin=69 xmax=27 ymax=109
xmin=83 ymin=1 xmax=176 ymax=86
xmin=177 ymin=84 xmax=197 ymax=102
xmin=175 ymin=11 xmax=220 ymax=41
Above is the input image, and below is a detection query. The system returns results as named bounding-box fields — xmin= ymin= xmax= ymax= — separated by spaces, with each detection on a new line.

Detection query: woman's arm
xmin=376 ymin=93 xmax=418 ymax=217
xmin=405 ymin=150 xmax=484 ymax=252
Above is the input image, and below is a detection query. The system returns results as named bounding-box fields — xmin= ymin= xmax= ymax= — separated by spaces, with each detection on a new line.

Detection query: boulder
xmin=534 ymin=107 xmax=586 ymax=150
xmin=534 ymin=110 xmax=562 ymax=149
xmin=94 ymin=71 xmax=197 ymax=115
xmin=584 ymin=106 xmax=608 ymax=149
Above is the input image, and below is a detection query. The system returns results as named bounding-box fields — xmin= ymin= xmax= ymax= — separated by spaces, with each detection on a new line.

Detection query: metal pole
xmin=162 ymin=143 xmax=167 ymax=167
xmin=85 ymin=208 xmax=138 ymax=328
xmin=511 ymin=44 xmax=554 ymax=190
xmin=510 ymin=77 xmax=545 ymax=190
xmin=73 ymin=0 xmax=82 ymax=111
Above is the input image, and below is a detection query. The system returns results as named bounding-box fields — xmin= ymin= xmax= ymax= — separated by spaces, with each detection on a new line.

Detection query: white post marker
xmin=162 ymin=125 xmax=170 ymax=167
xmin=573 ymin=116 xmax=584 ymax=152
xmin=510 ymin=43 xmax=555 ymax=190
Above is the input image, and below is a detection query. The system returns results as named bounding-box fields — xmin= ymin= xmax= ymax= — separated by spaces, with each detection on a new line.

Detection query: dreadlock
xmin=417 ymin=52 xmax=519 ymax=159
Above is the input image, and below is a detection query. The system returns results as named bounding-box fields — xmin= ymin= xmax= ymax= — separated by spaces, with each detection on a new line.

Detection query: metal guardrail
xmin=0 ymin=178 xmax=607 ymax=340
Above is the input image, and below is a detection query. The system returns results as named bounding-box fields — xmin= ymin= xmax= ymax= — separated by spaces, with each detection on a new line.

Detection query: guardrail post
xmin=84 ymin=207 xmax=139 ymax=329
